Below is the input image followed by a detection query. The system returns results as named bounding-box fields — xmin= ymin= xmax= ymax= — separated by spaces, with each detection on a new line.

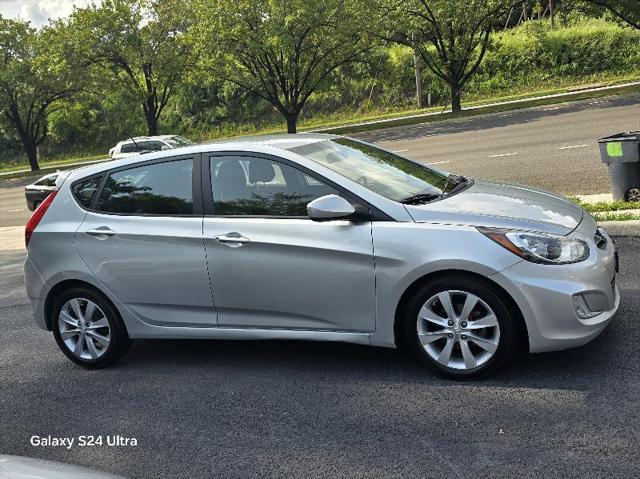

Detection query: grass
xmin=0 ymin=153 xmax=106 ymax=175
xmin=2 ymin=77 xmax=639 ymax=179
xmin=569 ymin=198 xmax=640 ymax=213
xmin=314 ymin=81 xmax=640 ymax=135
xmin=591 ymin=211 xmax=640 ymax=222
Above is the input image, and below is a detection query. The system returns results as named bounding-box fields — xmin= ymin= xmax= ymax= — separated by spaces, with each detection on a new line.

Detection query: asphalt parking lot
xmin=0 ymin=236 xmax=639 ymax=479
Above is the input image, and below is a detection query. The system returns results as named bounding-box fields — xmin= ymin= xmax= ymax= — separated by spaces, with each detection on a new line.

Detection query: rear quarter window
xmin=72 ymin=176 xmax=102 ymax=208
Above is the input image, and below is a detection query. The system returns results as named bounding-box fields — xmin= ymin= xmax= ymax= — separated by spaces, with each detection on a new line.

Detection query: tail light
xmin=25 ymin=190 xmax=58 ymax=248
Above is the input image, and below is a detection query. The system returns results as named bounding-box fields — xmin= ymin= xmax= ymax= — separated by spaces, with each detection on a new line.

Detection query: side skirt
xmin=129 ymin=326 xmax=372 ymax=346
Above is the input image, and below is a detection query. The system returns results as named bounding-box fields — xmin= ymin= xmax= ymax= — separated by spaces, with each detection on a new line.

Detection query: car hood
xmin=404 ymin=179 xmax=584 ymax=236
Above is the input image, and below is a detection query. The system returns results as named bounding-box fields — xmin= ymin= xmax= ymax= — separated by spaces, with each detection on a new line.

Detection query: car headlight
xmin=478 ymin=228 xmax=590 ymax=264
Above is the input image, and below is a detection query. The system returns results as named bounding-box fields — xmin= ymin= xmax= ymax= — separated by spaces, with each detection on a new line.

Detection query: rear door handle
xmin=86 ymin=227 xmax=117 ymax=239
xmin=214 ymin=232 xmax=251 ymax=248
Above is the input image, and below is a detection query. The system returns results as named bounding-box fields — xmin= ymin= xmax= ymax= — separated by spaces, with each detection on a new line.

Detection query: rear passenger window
xmin=98 ymin=159 xmax=193 ymax=215
xmin=72 ymin=176 xmax=101 ymax=208
xmin=120 ymin=143 xmax=137 ymax=153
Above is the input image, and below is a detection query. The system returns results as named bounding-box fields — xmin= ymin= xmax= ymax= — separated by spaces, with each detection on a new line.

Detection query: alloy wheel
xmin=416 ymin=290 xmax=500 ymax=370
xmin=626 ymin=188 xmax=640 ymax=203
xmin=58 ymin=298 xmax=111 ymax=360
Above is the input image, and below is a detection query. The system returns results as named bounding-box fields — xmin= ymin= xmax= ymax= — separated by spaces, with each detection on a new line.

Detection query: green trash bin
xmin=598 ymin=131 xmax=640 ymax=202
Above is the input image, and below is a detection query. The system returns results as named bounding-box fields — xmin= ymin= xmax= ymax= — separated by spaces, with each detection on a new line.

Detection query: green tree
xmin=64 ymin=0 xmax=193 ymax=136
xmin=587 ymin=1 xmax=640 ymax=29
xmin=191 ymin=0 xmax=371 ymax=133
xmin=372 ymin=0 xmax=516 ymax=112
xmin=0 ymin=17 xmax=74 ymax=170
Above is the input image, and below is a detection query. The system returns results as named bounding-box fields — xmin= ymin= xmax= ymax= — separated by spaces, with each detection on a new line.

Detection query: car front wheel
xmin=402 ymin=275 xmax=518 ymax=379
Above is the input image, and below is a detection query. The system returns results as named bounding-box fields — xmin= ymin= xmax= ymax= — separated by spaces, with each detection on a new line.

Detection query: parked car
xmin=0 ymin=454 xmax=125 ymax=479
xmin=108 ymin=135 xmax=192 ymax=160
xmin=24 ymin=171 xmax=69 ymax=211
xmin=23 ymin=134 xmax=619 ymax=379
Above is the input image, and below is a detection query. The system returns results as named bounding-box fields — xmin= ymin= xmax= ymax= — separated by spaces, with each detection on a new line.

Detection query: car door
xmin=202 ymin=153 xmax=376 ymax=332
xmin=74 ymin=154 xmax=216 ymax=327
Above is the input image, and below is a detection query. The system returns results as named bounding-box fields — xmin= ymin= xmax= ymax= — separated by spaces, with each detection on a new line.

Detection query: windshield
xmin=291 ymin=138 xmax=451 ymax=202
xmin=166 ymin=136 xmax=193 ymax=147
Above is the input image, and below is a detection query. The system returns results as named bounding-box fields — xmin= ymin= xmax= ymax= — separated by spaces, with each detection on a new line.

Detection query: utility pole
xmin=413 ymin=52 xmax=423 ymax=108
xmin=413 ymin=47 xmax=423 ymax=108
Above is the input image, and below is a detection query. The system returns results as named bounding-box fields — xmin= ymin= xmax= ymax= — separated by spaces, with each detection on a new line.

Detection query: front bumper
xmin=490 ymin=222 xmax=619 ymax=353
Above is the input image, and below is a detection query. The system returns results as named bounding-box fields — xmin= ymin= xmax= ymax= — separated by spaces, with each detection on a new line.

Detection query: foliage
xmin=371 ymin=0 xmax=518 ymax=111
xmin=62 ymin=0 xmax=194 ymax=135
xmin=1 ymin=2 xmax=640 ymax=168
xmin=0 ymin=16 xmax=76 ymax=170
xmin=190 ymin=0 xmax=370 ymax=133
xmin=586 ymin=0 xmax=640 ymax=29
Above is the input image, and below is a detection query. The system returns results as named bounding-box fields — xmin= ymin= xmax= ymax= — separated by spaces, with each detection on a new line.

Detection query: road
xmin=1 ymin=93 xmax=639 ymax=228
xmin=354 ymin=93 xmax=640 ymax=196
xmin=0 ymin=238 xmax=639 ymax=478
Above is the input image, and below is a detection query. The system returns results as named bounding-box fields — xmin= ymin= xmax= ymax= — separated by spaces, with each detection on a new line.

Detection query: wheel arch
xmin=44 ymin=279 xmax=126 ymax=333
xmin=393 ymin=269 xmax=529 ymax=353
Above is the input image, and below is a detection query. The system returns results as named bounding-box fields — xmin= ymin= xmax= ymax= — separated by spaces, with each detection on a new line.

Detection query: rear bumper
xmin=24 ymin=256 xmax=48 ymax=331
xmin=490 ymin=226 xmax=619 ymax=353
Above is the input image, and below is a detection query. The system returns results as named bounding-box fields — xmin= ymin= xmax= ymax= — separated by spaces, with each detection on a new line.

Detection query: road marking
xmin=392 ymin=149 xmax=409 ymax=153
xmin=556 ymin=144 xmax=590 ymax=150
xmin=488 ymin=152 xmax=518 ymax=158
xmin=7 ymin=209 xmax=25 ymax=213
xmin=425 ymin=160 xmax=450 ymax=166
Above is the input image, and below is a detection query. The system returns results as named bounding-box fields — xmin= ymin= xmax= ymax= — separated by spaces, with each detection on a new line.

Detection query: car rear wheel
xmin=52 ymin=287 xmax=132 ymax=368
xmin=402 ymin=275 xmax=518 ymax=379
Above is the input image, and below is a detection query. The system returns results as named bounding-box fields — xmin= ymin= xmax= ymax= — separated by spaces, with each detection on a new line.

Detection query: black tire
xmin=52 ymin=287 xmax=132 ymax=369
xmin=624 ymin=187 xmax=640 ymax=203
xmin=401 ymin=274 xmax=518 ymax=380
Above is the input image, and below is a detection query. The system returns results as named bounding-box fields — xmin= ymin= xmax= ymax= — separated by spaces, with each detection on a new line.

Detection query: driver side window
xmin=210 ymin=156 xmax=338 ymax=216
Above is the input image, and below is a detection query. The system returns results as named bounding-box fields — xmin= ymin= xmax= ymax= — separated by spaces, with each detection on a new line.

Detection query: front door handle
xmin=214 ymin=232 xmax=251 ymax=248
xmin=86 ymin=227 xmax=117 ymax=239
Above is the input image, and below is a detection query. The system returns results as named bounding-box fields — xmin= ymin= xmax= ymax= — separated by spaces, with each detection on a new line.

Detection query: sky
xmin=0 ymin=0 xmax=99 ymax=27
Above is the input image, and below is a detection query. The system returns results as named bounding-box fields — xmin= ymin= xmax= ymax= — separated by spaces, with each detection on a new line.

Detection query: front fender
xmin=370 ymin=222 xmax=522 ymax=348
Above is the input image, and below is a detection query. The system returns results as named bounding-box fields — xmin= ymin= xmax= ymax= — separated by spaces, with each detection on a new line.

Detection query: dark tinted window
xmin=211 ymin=156 xmax=338 ymax=216
xmin=73 ymin=176 xmax=101 ymax=208
xmin=98 ymin=159 xmax=193 ymax=215
xmin=120 ymin=143 xmax=138 ymax=153
xmin=140 ymin=141 xmax=166 ymax=151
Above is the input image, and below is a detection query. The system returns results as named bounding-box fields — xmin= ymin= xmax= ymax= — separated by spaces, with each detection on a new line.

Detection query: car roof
xmin=77 ymin=133 xmax=339 ymax=178
xmin=119 ymin=135 xmax=179 ymax=145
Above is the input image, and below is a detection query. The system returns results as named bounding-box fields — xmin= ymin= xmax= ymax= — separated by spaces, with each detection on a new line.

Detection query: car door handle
xmin=214 ymin=232 xmax=251 ymax=247
xmin=85 ymin=227 xmax=117 ymax=239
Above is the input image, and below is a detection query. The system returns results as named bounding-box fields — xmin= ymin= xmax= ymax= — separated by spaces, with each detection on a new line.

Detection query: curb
xmin=0 ymin=158 xmax=107 ymax=181
xmin=312 ymin=81 xmax=640 ymax=134
xmin=599 ymin=220 xmax=640 ymax=237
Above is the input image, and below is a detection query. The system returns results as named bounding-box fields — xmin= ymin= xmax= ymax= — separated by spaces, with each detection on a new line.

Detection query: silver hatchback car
xmin=24 ymin=134 xmax=619 ymax=378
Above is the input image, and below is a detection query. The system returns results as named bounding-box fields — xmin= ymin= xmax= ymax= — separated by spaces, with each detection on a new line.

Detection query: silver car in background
xmin=23 ymin=134 xmax=619 ymax=378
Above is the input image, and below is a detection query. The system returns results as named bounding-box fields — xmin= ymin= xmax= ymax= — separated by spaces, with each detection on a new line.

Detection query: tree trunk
xmin=24 ymin=139 xmax=40 ymax=171
xmin=550 ymin=0 xmax=555 ymax=28
xmin=286 ymin=111 xmax=298 ymax=134
xmin=450 ymin=82 xmax=462 ymax=113
xmin=413 ymin=49 xmax=423 ymax=108
xmin=7 ymin=108 xmax=40 ymax=171
xmin=144 ymin=108 xmax=158 ymax=136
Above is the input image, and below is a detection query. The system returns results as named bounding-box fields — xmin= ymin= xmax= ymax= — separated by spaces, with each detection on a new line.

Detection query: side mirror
xmin=307 ymin=194 xmax=356 ymax=221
